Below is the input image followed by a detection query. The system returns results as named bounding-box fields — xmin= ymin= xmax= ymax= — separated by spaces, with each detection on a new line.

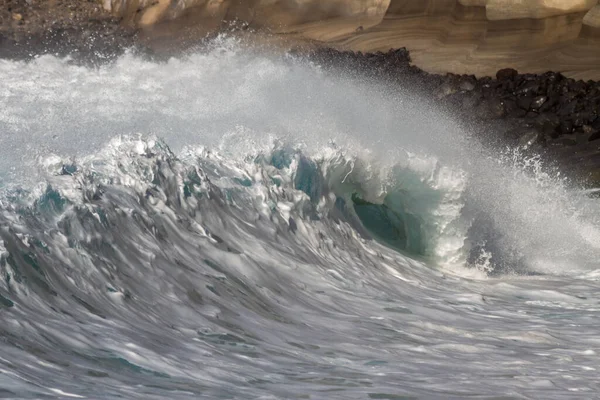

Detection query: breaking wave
xmin=1 ymin=37 xmax=600 ymax=399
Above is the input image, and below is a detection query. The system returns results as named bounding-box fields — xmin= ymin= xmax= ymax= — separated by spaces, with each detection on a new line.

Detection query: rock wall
xmin=101 ymin=0 xmax=390 ymax=28
xmin=347 ymin=0 xmax=600 ymax=79
xmin=104 ymin=0 xmax=600 ymax=34
xmin=4 ymin=0 xmax=597 ymax=78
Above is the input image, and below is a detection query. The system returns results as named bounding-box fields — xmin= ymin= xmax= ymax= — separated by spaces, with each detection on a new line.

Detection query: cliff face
xmin=101 ymin=0 xmax=600 ymax=31
xmin=583 ymin=4 xmax=600 ymax=29
xmin=362 ymin=0 xmax=600 ymax=79
xmin=1 ymin=0 xmax=599 ymax=78
xmin=94 ymin=0 xmax=600 ymax=79
xmin=101 ymin=0 xmax=390 ymax=28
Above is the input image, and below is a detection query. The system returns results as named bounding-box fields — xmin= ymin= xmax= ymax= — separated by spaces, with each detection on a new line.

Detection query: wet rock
xmin=573 ymin=112 xmax=594 ymax=127
xmin=436 ymin=80 xmax=458 ymax=99
xmin=505 ymin=100 xmax=527 ymax=118
xmin=518 ymin=129 xmax=543 ymax=147
xmin=302 ymin=47 xmax=600 ymax=182
xmin=517 ymin=94 xmax=533 ymax=110
xmin=501 ymin=98 xmax=518 ymax=115
xmin=496 ymin=68 xmax=518 ymax=81
xmin=559 ymin=120 xmax=575 ymax=135
xmin=525 ymin=111 xmax=539 ymax=119
xmin=459 ymin=76 xmax=477 ymax=91
xmin=589 ymin=130 xmax=600 ymax=142
xmin=477 ymin=98 xmax=506 ymax=119
xmin=531 ymin=96 xmax=548 ymax=110
xmin=460 ymin=93 xmax=481 ymax=110
xmin=516 ymin=81 xmax=540 ymax=95
xmin=539 ymin=93 xmax=560 ymax=112
xmin=535 ymin=113 xmax=560 ymax=138
xmin=503 ymin=127 xmax=525 ymax=141
xmin=560 ymin=137 xmax=578 ymax=146
xmin=557 ymin=100 xmax=577 ymax=117
xmin=543 ymin=71 xmax=565 ymax=83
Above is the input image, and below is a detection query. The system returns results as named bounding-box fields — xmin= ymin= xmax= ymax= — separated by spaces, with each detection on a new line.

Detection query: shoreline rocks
xmin=304 ymin=46 xmax=600 ymax=186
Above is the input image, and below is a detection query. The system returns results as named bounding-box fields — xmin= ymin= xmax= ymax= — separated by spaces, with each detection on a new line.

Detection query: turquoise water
xmin=0 ymin=39 xmax=600 ymax=399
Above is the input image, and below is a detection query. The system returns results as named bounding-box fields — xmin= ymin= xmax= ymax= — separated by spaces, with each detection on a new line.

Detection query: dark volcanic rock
xmin=535 ymin=113 xmax=561 ymax=138
xmin=496 ymin=68 xmax=518 ymax=81
xmin=461 ymin=93 xmax=482 ymax=110
xmin=436 ymin=80 xmax=459 ymax=99
xmin=518 ymin=129 xmax=544 ymax=148
xmin=517 ymin=94 xmax=534 ymax=111
xmin=560 ymin=120 xmax=575 ymax=135
xmin=459 ymin=76 xmax=477 ymax=91
xmin=307 ymin=47 xmax=600 ymax=185
xmin=516 ymin=81 xmax=540 ymax=95
xmin=0 ymin=0 xmax=137 ymax=64
xmin=531 ymin=96 xmax=548 ymax=110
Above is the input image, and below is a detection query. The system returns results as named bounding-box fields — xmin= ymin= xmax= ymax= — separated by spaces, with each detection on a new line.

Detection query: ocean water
xmin=1 ymin=38 xmax=600 ymax=399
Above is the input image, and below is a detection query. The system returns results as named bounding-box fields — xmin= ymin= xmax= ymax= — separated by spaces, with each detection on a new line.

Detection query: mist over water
xmin=1 ymin=38 xmax=600 ymax=399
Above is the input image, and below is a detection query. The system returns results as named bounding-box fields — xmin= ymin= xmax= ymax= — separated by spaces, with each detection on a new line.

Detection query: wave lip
xmin=1 ymin=137 xmax=600 ymax=399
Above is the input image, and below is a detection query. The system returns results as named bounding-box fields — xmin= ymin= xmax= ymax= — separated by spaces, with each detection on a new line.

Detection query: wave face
xmin=1 ymin=38 xmax=600 ymax=399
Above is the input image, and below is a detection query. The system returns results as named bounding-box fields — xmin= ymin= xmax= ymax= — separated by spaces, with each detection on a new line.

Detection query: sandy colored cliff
xmin=93 ymin=0 xmax=600 ymax=79
xmin=1 ymin=0 xmax=599 ymax=79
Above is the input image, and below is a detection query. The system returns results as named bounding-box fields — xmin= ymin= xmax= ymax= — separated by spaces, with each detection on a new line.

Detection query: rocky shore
xmin=0 ymin=0 xmax=136 ymax=62
xmin=307 ymin=47 xmax=600 ymax=185
xmin=1 ymin=0 xmax=599 ymax=185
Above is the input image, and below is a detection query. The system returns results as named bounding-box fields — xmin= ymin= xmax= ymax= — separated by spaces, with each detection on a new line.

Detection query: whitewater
xmin=1 ymin=38 xmax=600 ymax=399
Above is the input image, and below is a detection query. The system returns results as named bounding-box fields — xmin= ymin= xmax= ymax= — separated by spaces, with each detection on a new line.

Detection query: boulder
xmin=459 ymin=75 xmax=477 ymax=91
xmin=479 ymin=97 xmax=507 ymax=118
xmin=535 ymin=113 xmax=561 ymax=138
xmin=518 ymin=129 xmax=543 ymax=147
xmin=435 ymin=79 xmax=459 ymax=99
xmin=517 ymin=95 xmax=534 ymax=110
xmin=531 ymin=95 xmax=548 ymax=109
xmin=496 ymin=68 xmax=518 ymax=81
xmin=560 ymin=137 xmax=579 ymax=146
xmin=560 ymin=120 xmax=575 ymax=134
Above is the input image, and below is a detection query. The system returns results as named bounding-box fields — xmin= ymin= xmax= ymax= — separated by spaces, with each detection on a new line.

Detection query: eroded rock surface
xmin=2 ymin=0 xmax=599 ymax=78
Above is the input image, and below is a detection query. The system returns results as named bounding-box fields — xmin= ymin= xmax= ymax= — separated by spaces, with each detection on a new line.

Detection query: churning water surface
xmin=1 ymin=38 xmax=600 ymax=399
